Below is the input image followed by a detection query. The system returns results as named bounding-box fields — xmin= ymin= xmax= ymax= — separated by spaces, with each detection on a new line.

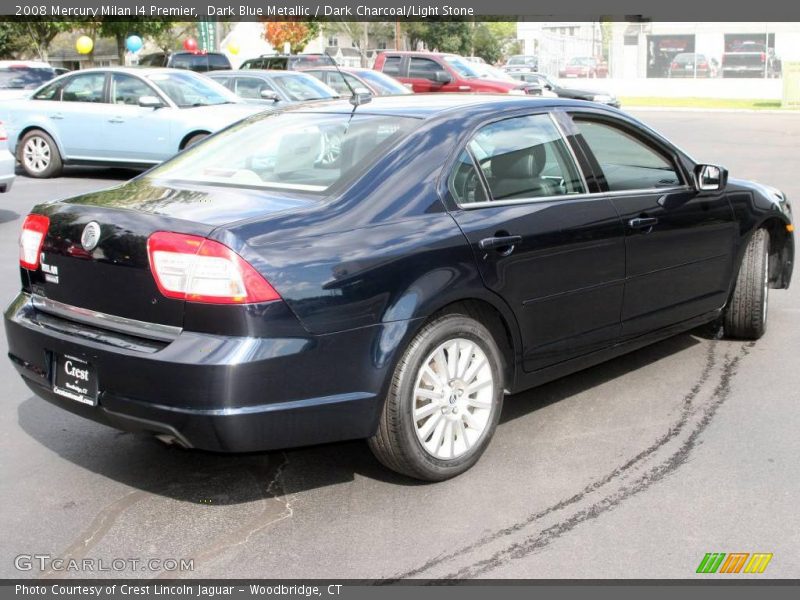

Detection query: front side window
xmin=146 ymin=71 xmax=237 ymax=107
xmin=272 ymin=74 xmax=337 ymax=101
xmin=110 ymin=73 xmax=154 ymax=105
xmin=409 ymin=57 xmax=441 ymax=80
xmin=147 ymin=112 xmax=419 ymax=193
xmin=233 ymin=77 xmax=274 ymax=100
xmin=451 ymin=114 xmax=585 ymax=204
xmin=61 ymin=73 xmax=106 ymax=103
xmin=574 ymin=119 xmax=681 ymax=191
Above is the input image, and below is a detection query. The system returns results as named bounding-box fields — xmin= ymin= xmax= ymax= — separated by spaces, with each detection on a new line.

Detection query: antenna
xmin=324 ymin=50 xmax=370 ymax=107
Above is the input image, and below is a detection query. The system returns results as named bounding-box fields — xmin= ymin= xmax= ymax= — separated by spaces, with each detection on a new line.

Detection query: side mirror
xmin=695 ymin=164 xmax=728 ymax=191
xmin=260 ymin=89 xmax=280 ymax=102
xmin=138 ymin=95 xmax=164 ymax=108
xmin=433 ymin=70 xmax=452 ymax=84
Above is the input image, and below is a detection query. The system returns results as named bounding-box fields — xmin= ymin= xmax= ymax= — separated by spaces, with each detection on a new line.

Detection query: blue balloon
xmin=125 ymin=35 xmax=143 ymax=53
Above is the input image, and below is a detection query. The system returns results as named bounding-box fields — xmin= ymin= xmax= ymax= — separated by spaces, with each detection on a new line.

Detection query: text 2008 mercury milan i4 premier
xmin=5 ymin=95 xmax=794 ymax=480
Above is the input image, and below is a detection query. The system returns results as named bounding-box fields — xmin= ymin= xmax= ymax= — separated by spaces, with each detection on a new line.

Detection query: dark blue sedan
xmin=5 ymin=95 xmax=794 ymax=480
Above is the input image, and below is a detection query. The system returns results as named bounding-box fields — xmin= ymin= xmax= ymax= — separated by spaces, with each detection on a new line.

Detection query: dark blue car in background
xmin=5 ymin=95 xmax=794 ymax=480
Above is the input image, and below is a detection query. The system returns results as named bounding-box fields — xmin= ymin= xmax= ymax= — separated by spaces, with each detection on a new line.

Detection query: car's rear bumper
xmin=5 ymin=292 xmax=394 ymax=452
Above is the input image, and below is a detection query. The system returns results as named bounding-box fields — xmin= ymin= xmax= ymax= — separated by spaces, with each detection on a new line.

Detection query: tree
xmin=263 ymin=21 xmax=319 ymax=54
xmin=403 ymin=21 xmax=472 ymax=55
xmin=321 ymin=21 xmax=394 ymax=66
xmin=471 ymin=22 xmax=518 ymax=64
xmin=99 ymin=19 xmax=174 ymax=63
xmin=0 ymin=21 xmax=24 ymax=58
xmin=6 ymin=19 xmax=76 ymax=61
xmin=150 ymin=22 xmax=197 ymax=53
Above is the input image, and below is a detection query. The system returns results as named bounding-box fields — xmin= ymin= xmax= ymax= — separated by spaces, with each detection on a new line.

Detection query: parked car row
xmin=0 ymin=49 xmax=624 ymax=181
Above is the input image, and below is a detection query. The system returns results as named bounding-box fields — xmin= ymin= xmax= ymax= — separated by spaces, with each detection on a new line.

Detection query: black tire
xmin=368 ymin=310 xmax=505 ymax=481
xmin=18 ymin=129 xmax=63 ymax=178
xmin=724 ymin=228 xmax=770 ymax=340
xmin=183 ymin=133 xmax=208 ymax=149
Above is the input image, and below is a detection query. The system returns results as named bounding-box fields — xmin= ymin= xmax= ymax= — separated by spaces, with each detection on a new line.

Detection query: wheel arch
xmin=15 ymin=125 xmax=65 ymax=160
xmin=758 ymin=216 xmax=795 ymax=289
xmin=178 ymin=130 xmax=211 ymax=150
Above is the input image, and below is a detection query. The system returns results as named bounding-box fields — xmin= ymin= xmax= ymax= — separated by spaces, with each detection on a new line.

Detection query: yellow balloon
xmin=227 ymin=42 xmax=240 ymax=55
xmin=76 ymin=35 xmax=94 ymax=55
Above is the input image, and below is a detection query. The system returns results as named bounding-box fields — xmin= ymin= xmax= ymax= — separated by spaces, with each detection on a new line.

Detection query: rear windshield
xmin=147 ymin=112 xmax=419 ymax=193
xmin=289 ymin=55 xmax=335 ymax=69
xmin=0 ymin=68 xmax=55 ymax=89
xmin=357 ymin=70 xmax=410 ymax=94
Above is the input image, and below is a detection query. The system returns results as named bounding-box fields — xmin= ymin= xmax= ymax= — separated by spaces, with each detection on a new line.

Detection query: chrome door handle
xmin=108 ymin=118 xmax=125 ymax=124
xmin=50 ymin=113 xmax=64 ymax=120
xmin=628 ymin=217 xmax=658 ymax=230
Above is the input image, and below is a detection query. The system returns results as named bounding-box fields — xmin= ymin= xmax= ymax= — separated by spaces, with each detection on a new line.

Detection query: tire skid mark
xmin=159 ymin=452 xmax=295 ymax=578
xmin=40 ymin=489 xmax=150 ymax=579
xmin=442 ymin=343 xmax=750 ymax=579
xmin=385 ymin=342 xmax=720 ymax=582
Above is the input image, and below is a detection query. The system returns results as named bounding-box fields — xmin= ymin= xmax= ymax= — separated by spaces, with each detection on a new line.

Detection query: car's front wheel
xmin=724 ymin=228 xmax=770 ymax=339
xmin=368 ymin=311 xmax=504 ymax=481
xmin=19 ymin=130 xmax=63 ymax=178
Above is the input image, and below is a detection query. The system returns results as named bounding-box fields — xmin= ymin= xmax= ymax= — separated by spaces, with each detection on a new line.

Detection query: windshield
xmin=147 ymin=112 xmax=420 ymax=192
xmin=146 ymin=71 xmax=238 ymax=107
xmin=272 ymin=74 xmax=338 ymax=101
xmin=443 ymin=56 xmax=481 ymax=78
xmin=0 ymin=68 xmax=55 ymax=90
xmin=568 ymin=57 xmax=593 ymax=66
xmin=507 ymin=56 xmax=536 ymax=66
xmin=471 ymin=63 xmax=515 ymax=82
xmin=356 ymin=70 xmax=411 ymax=94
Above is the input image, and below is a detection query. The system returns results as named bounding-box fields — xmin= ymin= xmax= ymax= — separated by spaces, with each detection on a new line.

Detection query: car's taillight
xmin=671 ymin=62 xmax=679 ymax=69
xmin=699 ymin=62 xmax=708 ymax=68
xmin=19 ymin=214 xmax=50 ymax=270
xmin=147 ymin=231 xmax=280 ymax=304
xmin=0 ymin=121 xmax=7 ymax=141
xmin=760 ymin=52 xmax=766 ymax=62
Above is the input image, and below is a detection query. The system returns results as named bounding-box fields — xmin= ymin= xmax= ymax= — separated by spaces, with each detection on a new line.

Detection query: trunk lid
xmin=29 ymin=178 xmax=317 ymax=327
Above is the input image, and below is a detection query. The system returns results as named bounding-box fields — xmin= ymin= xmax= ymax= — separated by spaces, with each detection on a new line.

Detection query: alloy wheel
xmin=23 ymin=136 xmax=51 ymax=174
xmin=412 ymin=338 xmax=494 ymax=460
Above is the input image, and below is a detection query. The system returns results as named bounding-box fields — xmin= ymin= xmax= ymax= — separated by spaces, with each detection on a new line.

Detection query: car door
xmin=103 ymin=72 xmax=173 ymax=163
xmin=52 ymin=72 xmax=113 ymax=159
xmin=569 ymin=113 xmax=737 ymax=339
xmin=446 ymin=112 xmax=626 ymax=372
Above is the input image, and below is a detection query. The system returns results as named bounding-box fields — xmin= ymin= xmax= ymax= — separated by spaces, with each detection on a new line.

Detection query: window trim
xmin=447 ymin=111 xmax=591 ymax=210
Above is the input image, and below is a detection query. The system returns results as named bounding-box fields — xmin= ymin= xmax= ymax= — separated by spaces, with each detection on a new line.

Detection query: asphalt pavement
xmin=0 ymin=111 xmax=798 ymax=580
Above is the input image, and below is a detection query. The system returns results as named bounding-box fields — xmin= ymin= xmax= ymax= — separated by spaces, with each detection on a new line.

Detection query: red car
xmin=373 ymin=51 xmax=527 ymax=94
xmin=559 ymin=57 xmax=608 ymax=79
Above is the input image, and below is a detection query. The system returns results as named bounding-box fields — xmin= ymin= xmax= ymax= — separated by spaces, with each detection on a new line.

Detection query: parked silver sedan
xmin=0 ymin=67 xmax=264 ymax=178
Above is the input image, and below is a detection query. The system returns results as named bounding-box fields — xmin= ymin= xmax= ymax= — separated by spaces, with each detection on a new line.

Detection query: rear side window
xmin=574 ymin=119 xmax=681 ymax=191
xmin=265 ymin=57 xmax=288 ymax=70
xmin=409 ymin=57 xmax=441 ymax=80
xmin=33 ymin=80 xmax=61 ymax=100
xmin=381 ymin=56 xmax=401 ymax=75
xmin=453 ymin=114 xmax=585 ymax=204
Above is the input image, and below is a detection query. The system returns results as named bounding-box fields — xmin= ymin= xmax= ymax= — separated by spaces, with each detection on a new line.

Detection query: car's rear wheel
xmin=368 ymin=311 xmax=504 ymax=481
xmin=19 ymin=130 xmax=63 ymax=178
xmin=724 ymin=228 xmax=770 ymax=340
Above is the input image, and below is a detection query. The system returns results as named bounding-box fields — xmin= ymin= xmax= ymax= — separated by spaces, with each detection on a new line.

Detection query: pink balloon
xmin=183 ymin=38 xmax=198 ymax=52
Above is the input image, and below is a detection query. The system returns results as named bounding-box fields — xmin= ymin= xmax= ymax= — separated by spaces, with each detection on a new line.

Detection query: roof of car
xmin=378 ymin=51 xmax=458 ymax=58
xmin=288 ymin=93 xmax=612 ymax=119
